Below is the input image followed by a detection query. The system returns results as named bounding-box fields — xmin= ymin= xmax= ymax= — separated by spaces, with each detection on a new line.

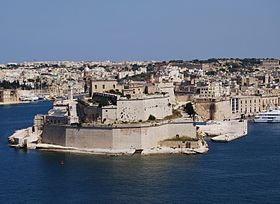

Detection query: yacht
xmin=20 ymin=95 xmax=39 ymax=102
xmin=254 ymin=109 xmax=280 ymax=123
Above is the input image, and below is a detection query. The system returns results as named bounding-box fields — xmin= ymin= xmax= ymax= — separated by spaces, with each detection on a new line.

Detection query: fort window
xmin=103 ymin=85 xmax=105 ymax=89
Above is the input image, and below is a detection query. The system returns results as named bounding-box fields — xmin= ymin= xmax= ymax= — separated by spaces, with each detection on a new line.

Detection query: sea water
xmin=0 ymin=102 xmax=279 ymax=203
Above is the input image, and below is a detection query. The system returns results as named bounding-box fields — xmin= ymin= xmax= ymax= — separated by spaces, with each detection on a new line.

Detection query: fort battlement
xmin=42 ymin=118 xmax=196 ymax=151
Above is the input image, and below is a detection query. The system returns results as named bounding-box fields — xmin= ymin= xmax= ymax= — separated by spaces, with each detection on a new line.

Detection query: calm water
xmin=0 ymin=102 xmax=280 ymax=204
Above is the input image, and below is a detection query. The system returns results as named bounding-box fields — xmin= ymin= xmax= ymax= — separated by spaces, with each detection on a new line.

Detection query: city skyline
xmin=1 ymin=0 xmax=280 ymax=63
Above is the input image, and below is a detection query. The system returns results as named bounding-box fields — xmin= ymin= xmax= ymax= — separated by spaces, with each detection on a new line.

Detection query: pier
xmin=198 ymin=120 xmax=248 ymax=142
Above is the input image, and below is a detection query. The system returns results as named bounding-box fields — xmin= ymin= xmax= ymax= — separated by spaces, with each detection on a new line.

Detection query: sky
xmin=0 ymin=0 xmax=279 ymax=63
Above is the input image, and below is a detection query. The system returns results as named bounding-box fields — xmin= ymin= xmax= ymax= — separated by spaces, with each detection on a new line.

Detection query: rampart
xmin=42 ymin=120 xmax=196 ymax=150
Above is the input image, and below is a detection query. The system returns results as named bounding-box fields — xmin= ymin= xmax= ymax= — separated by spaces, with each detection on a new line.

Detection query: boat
xmin=254 ymin=109 xmax=280 ymax=123
xmin=19 ymin=95 xmax=39 ymax=102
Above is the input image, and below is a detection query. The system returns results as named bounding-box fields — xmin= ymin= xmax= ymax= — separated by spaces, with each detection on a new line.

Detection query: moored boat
xmin=254 ymin=109 xmax=280 ymax=123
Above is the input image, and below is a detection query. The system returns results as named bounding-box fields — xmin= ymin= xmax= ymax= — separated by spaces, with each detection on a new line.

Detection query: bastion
xmin=42 ymin=119 xmax=196 ymax=151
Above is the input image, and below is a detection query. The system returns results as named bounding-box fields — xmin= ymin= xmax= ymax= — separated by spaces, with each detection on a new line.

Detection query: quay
xmin=0 ymin=101 xmax=30 ymax=106
xmin=198 ymin=120 xmax=248 ymax=143
xmin=211 ymin=133 xmax=246 ymax=142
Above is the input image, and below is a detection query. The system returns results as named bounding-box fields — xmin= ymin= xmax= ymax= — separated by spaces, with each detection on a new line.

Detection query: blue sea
xmin=0 ymin=102 xmax=280 ymax=204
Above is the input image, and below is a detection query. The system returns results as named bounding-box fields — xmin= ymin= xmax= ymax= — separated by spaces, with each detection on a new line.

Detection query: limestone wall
xmin=168 ymin=122 xmax=196 ymax=138
xmin=195 ymin=100 xmax=232 ymax=121
xmin=142 ymin=96 xmax=172 ymax=120
xmin=112 ymin=122 xmax=196 ymax=149
xmin=117 ymin=96 xmax=172 ymax=122
xmin=157 ymin=83 xmax=176 ymax=104
xmin=66 ymin=127 xmax=113 ymax=149
xmin=214 ymin=100 xmax=232 ymax=120
xmin=112 ymin=128 xmax=142 ymax=149
xmin=117 ymin=100 xmax=144 ymax=122
xmin=140 ymin=124 xmax=170 ymax=149
xmin=101 ymin=106 xmax=117 ymax=122
xmin=42 ymin=125 xmax=66 ymax=146
xmin=41 ymin=120 xmax=196 ymax=150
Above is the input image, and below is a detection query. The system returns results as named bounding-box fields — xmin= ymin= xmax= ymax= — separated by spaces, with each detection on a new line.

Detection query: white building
xmin=199 ymin=82 xmax=224 ymax=98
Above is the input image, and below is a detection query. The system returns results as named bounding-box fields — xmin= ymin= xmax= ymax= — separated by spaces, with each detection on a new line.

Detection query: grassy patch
xmin=164 ymin=110 xmax=182 ymax=120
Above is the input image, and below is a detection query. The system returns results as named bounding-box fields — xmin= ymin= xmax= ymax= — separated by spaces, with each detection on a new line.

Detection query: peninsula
xmin=5 ymin=58 xmax=279 ymax=155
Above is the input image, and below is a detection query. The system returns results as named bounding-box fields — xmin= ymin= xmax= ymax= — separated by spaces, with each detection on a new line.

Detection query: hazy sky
xmin=0 ymin=0 xmax=279 ymax=63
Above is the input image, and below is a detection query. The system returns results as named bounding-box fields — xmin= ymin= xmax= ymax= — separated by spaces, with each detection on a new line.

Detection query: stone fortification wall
xmin=117 ymin=96 xmax=172 ymax=122
xmin=42 ymin=121 xmax=196 ymax=150
xmin=213 ymin=100 xmax=232 ymax=120
xmin=142 ymin=96 xmax=172 ymax=120
xmin=66 ymin=127 xmax=113 ymax=149
xmin=195 ymin=99 xmax=232 ymax=121
xmin=112 ymin=128 xmax=143 ymax=149
xmin=42 ymin=125 xmax=66 ymax=146
xmin=157 ymin=83 xmax=176 ymax=104
xmin=101 ymin=106 xmax=117 ymax=122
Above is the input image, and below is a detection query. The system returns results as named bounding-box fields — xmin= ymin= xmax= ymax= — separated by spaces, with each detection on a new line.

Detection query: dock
xmin=198 ymin=119 xmax=248 ymax=142
xmin=211 ymin=133 xmax=246 ymax=142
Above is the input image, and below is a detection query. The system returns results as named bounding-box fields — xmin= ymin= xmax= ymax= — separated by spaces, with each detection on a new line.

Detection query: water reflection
xmin=35 ymin=151 xmax=202 ymax=203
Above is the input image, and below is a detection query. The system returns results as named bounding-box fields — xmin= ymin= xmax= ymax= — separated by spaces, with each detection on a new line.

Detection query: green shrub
xmin=184 ymin=102 xmax=196 ymax=118
xmin=148 ymin=114 xmax=156 ymax=121
xmin=98 ymin=100 xmax=109 ymax=107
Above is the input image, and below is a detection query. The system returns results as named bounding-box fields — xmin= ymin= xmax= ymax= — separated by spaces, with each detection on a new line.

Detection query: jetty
xmin=211 ymin=133 xmax=245 ymax=142
xmin=8 ymin=127 xmax=41 ymax=148
xmin=198 ymin=119 xmax=248 ymax=142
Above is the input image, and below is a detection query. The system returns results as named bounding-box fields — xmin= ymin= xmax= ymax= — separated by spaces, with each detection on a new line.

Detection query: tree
xmin=148 ymin=114 xmax=156 ymax=121
xmin=98 ymin=100 xmax=109 ymax=107
xmin=184 ymin=102 xmax=196 ymax=119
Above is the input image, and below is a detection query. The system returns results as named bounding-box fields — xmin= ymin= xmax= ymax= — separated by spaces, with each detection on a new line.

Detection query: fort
xmin=8 ymin=83 xmax=208 ymax=155
xmin=41 ymin=119 xmax=197 ymax=153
